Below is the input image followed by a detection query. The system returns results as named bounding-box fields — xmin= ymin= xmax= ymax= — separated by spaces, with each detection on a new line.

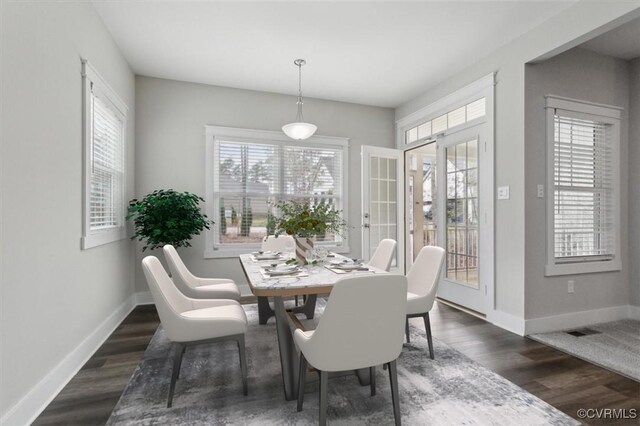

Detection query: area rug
xmin=107 ymin=301 xmax=578 ymax=425
xmin=530 ymin=319 xmax=640 ymax=381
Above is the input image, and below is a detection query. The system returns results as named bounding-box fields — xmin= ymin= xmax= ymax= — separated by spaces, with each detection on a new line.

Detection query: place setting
xmin=250 ymin=250 xmax=286 ymax=262
xmin=259 ymin=262 xmax=308 ymax=279
xmin=325 ymin=258 xmax=374 ymax=274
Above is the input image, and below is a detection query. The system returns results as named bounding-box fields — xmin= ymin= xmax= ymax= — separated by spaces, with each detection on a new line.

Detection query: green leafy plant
xmin=126 ymin=189 xmax=212 ymax=251
xmin=273 ymin=199 xmax=348 ymax=239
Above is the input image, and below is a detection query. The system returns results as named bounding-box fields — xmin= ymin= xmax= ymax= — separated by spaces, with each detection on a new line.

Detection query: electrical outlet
xmin=568 ymin=280 xmax=575 ymax=294
xmin=537 ymin=184 xmax=544 ymax=198
xmin=498 ymin=186 xmax=510 ymax=200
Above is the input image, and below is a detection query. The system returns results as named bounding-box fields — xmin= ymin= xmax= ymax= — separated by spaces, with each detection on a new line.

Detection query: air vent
xmin=566 ymin=328 xmax=601 ymax=337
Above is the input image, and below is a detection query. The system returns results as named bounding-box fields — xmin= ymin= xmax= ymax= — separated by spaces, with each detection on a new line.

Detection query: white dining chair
xmin=405 ymin=245 xmax=445 ymax=360
xmin=262 ymin=234 xmax=295 ymax=253
xmin=163 ymin=244 xmax=240 ymax=301
xmin=368 ymin=239 xmax=397 ymax=272
xmin=142 ymin=256 xmax=249 ymax=408
xmin=295 ymin=274 xmax=407 ymax=426
xmin=262 ymin=234 xmax=301 ymax=306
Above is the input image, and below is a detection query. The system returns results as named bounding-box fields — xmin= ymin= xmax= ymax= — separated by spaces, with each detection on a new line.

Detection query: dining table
xmin=238 ymin=252 xmax=388 ymax=401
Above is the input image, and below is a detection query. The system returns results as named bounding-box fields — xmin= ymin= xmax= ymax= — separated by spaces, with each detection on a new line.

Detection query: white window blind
xmin=90 ymin=93 xmax=124 ymax=231
xmin=81 ymin=59 xmax=128 ymax=250
xmin=214 ymin=139 xmax=345 ymax=247
xmin=553 ymin=114 xmax=613 ymax=262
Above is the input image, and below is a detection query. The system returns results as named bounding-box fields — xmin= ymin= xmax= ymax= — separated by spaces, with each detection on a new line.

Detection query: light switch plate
xmin=537 ymin=185 xmax=544 ymax=198
xmin=497 ymin=186 xmax=510 ymax=200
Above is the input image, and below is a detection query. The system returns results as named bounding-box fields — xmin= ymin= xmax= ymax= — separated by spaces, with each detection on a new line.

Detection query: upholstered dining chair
xmin=295 ymin=274 xmax=408 ymax=426
xmin=405 ymin=245 xmax=445 ymax=360
xmin=261 ymin=234 xmax=295 ymax=253
xmin=163 ymin=244 xmax=240 ymax=301
xmin=368 ymin=239 xmax=397 ymax=272
xmin=262 ymin=234 xmax=301 ymax=306
xmin=142 ymin=256 xmax=249 ymax=408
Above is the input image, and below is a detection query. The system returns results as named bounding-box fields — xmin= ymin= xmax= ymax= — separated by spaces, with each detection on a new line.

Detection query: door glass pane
xmin=422 ymin=143 xmax=437 ymax=248
xmin=445 ymin=138 xmax=479 ymax=288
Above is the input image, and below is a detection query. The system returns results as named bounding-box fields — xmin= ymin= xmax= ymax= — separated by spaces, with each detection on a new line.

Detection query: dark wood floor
xmin=34 ymin=301 xmax=639 ymax=425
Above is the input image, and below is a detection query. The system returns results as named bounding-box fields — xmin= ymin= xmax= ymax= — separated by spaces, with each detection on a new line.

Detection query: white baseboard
xmin=0 ymin=294 xmax=137 ymax=426
xmin=135 ymin=291 xmax=154 ymax=305
xmin=629 ymin=305 xmax=640 ymax=320
xmin=488 ymin=309 xmax=526 ymax=336
xmin=525 ymin=305 xmax=631 ymax=335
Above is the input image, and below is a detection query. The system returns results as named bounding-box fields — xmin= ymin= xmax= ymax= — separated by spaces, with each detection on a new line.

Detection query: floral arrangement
xmin=272 ymin=199 xmax=348 ymax=240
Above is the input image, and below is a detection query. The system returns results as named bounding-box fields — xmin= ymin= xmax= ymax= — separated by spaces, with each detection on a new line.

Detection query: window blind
xmin=553 ymin=114 xmax=613 ymax=261
xmin=215 ymin=140 xmax=344 ymax=245
xmin=90 ymin=93 xmax=124 ymax=231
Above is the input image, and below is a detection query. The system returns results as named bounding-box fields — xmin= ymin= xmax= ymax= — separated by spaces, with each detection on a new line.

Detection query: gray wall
xmin=395 ymin=2 xmax=640 ymax=321
xmin=630 ymin=58 xmax=640 ymax=307
xmin=0 ymin=0 xmax=136 ymax=420
xmin=524 ymin=48 xmax=630 ymax=319
xmin=134 ymin=76 xmax=395 ymax=293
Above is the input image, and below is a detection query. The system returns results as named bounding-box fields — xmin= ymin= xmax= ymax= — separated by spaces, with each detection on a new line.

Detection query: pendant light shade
xmin=282 ymin=122 xmax=318 ymax=141
xmin=282 ymin=59 xmax=317 ymax=140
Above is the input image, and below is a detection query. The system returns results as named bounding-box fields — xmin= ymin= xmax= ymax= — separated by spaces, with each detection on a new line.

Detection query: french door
xmin=361 ymin=146 xmax=404 ymax=271
xmin=404 ymin=124 xmax=492 ymax=314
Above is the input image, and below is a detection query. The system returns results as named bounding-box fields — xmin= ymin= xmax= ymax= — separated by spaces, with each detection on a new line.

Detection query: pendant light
xmin=282 ymin=59 xmax=317 ymax=140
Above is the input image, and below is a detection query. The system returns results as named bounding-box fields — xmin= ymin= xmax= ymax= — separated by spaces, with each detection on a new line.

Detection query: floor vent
xmin=566 ymin=328 xmax=601 ymax=337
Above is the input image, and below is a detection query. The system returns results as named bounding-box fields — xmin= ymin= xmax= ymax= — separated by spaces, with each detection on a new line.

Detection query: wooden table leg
xmin=273 ymin=296 xmax=299 ymax=401
xmin=290 ymin=294 xmax=317 ymax=319
xmin=257 ymin=296 xmax=275 ymax=325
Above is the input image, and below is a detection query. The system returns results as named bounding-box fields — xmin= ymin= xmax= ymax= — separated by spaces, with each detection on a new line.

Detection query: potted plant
xmin=272 ymin=199 xmax=348 ymax=264
xmin=126 ymin=189 xmax=212 ymax=251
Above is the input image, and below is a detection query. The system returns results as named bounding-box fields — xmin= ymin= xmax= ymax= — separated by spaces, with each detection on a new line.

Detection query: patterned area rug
xmin=530 ymin=319 xmax=640 ymax=381
xmin=107 ymin=302 xmax=578 ymax=425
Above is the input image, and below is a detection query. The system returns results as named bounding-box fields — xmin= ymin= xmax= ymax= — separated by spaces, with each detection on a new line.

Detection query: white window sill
xmin=545 ymin=259 xmax=622 ymax=276
xmin=82 ymin=228 xmax=126 ymax=250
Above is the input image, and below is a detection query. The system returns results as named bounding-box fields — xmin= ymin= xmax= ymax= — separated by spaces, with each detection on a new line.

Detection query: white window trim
xmin=204 ymin=126 xmax=350 ymax=258
xmin=81 ymin=59 xmax=128 ymax=250
xmin=544 ymin=95 xmax=622 ymax=276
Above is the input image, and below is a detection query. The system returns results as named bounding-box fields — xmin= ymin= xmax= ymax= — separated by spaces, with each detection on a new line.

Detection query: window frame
xmin=81 ymin=59 xmax=128 ymax=250
xmin=544 ymin=95 xmax=622 ymax=276
xmin=204 ymin=126 xmax=350 ymax=258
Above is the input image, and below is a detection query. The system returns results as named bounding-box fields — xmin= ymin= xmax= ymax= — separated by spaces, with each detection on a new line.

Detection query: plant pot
xmin=294 ymin=236 xmax=314 ymax=265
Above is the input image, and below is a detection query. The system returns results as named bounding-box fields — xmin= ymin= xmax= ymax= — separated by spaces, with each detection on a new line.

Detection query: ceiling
xmin=580 ymin=16 xmax=640 ymax=60
xmin=93 ymin=1 xmax=578 ymax=108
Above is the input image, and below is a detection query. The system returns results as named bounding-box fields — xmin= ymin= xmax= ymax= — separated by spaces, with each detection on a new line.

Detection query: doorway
xmin=404 ymin=124 xmax=488 ymax=314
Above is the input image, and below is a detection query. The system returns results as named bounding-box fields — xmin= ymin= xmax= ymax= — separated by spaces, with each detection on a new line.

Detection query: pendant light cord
xmin=296 ymin=61 xmax=304 ymax=122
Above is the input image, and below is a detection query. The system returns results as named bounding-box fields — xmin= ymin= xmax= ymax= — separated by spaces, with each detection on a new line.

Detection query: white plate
xmin=264 ymin=268 xmax=301 ymax=276
xmin=334 ymin=263 xmax=364 ymax=270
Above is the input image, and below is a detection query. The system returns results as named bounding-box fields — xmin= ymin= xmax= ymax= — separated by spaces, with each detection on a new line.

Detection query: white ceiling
xmin=93 ymin=1 xmax=577 ymax=108
xmin=580 ymin=16 xmax=640 ymax=60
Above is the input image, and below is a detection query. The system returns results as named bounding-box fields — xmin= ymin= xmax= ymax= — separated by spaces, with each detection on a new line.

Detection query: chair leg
xmin=295 ymin=295 xmax=299 ymax=306
xmin=167 ymin=343 xmax=184 ymax=408
xmin=237 ymin=335 xmax=248 ymax=396
xmin=405 ymin=318 xmax=411 ymax=343
xmin=297 ymin=354 xmax=307 ymax=412
xmin=423 ymin=313 xmax=434 ymax=360
xmin=388 ymin=360 xmax=402 ymax=426
xmin=319 ymin=370 xmax=328 ymax=426
xmin=370 ymin=366 xmax=376 ymax=396
xmin=176 ymin=345 xmax=186 ymax=379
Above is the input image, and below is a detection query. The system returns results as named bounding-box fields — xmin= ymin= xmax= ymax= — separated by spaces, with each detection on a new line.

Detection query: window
xmin=205 ymin=127 xmax=349 ymax=257
xmin=404 ymin=97 xmax=486 ymax=145
xmin=81 ymin=60 xmax=128 ymax=249
xmin=545 ymin=96 xmax=621 ymax=276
